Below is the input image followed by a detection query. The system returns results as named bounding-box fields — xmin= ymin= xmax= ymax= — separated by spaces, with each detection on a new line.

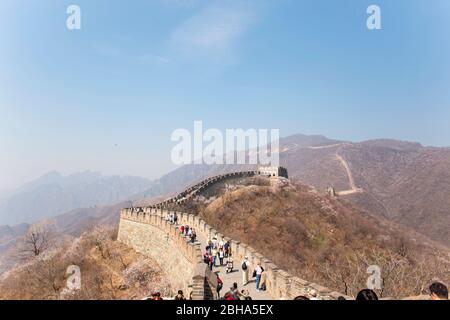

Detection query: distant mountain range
xmin=0 ymin=171 xmax=152 ymax=226
xmin=2 ymin=133 xmax=449 ymax=250
xmin=278 ymin=135 xmax=450 ymax=247
xmin=138 ymin=134 xmax=450 ymax=247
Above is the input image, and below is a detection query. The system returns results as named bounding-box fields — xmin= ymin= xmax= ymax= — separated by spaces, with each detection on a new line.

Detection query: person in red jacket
xmin=209 ymin=255 xmax=214 ymax=271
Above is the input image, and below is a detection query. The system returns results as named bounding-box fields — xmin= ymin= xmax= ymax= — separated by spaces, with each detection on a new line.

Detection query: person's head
xmin=429 ymin=282 xmax=448 ymax=300
xmin=337 ymin=296 xmax=346 ymax=301
xmin=244 ymin=256 xmax=248 ymax=260
xmin=178 ymin=290 xmax=183 ymax=296
xmin=294 ymin=296 xmax=310 ymax=300
xmin=356 ymin=289 xmax=378 ymax=301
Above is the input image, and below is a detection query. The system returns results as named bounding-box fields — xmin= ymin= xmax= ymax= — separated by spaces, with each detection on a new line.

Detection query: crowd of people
xmin=292 ymin=282 xmax=449 ymax=301
xmin=162 ymin=212 xmax=449 ymax=302
xmin=149 ymin=281 xmax=448 ymax=301
xmin=179 ymin=224 xmax=197 ymax=243
xmin=202 ymin=239 xmax=269 ymax=299
xmin=148 ymin=282 xmax=448 ymax=301
xmin=165 ymin=212 xmax=178 ymax=225
xmin=203 ymin=237 xmax=232 ymax=271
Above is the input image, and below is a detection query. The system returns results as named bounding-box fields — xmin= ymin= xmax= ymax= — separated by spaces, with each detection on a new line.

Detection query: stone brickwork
xmin=118 ymin=210 xmax=213 ymax=300
xmin=118 ymin=206 xmax=350 ymax=300
xmin=118 ymin=169 xmax=353 ymax=300
xmin=258 ymin=166 xmax=289 ymax=179
xmin=151 ymin=171 xmax=257 ymax=208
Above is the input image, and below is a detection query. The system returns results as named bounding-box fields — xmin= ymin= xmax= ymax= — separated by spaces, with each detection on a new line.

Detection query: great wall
xmin=118 ymin=167 xmax=352 ymax=300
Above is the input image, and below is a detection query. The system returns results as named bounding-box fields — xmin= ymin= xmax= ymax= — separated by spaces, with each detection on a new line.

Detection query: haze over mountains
xmin=0 ymin=171 xmax=152 ymax=226
xmin=280 ymin=135 xmax=450 ymax=247
xmin=139 ymin=133 xmax=450 ymax=247
xmin=1 ymin=133 xmax=449 ymax=249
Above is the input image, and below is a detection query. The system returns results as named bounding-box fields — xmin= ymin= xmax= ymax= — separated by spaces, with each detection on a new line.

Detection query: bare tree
xmin=19 ymin=226 xmax=52 ymax=259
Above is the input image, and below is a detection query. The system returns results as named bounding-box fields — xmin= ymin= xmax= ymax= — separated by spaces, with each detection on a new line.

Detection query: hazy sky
xmin=1 ymin=0 xmax=450 ymax=190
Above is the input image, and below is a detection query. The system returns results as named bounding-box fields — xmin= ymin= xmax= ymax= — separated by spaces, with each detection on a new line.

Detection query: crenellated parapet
xmin=119 ymin=206 xmax=350 ymax=300
xmin=118 ymin=168 xmax=352 ymax=300
xmin=118 ymin=208 xmax=211 ymax=300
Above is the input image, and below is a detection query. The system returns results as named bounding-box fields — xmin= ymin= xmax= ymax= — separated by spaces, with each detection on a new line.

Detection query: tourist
xmin=216 ymin=274 xmax=223 ymax=299
xmin=231 ymin=282 xmax=242 ymax=300
xmin=173 ymin=213 xmax=178 ymax=225
xmin=209 ymin=254 xmax=214 ymax=271
xmin=254 ymin=262 xmax=264 ymax=292
xmin=185 ymin=225 xmax=189 ymax=236
xmin=180 ymin=225 xmax=185 ymax=234
xmin=224 ymin=241 xmax=230 ymax=257
xmin=212 ymin=247 xmax=218 ymax=267
xmin=211 ymin=237 xmax=217 ymax=249
xmin=174 ymin=290 xmax=186 ymax=300
xmin=429 ymin=282 xmax=448 ymax=300
xmin=219 ymin=239 xmax=224 ymax=250
xmin=241 ymin=290 xmax=252 ymax=300
xmin=259 ymin=268 xmax=267 ymax=291
xmin=294 ymin=296 xmax=310 ymax=300
xmin=356 ymin=289 xmax=379 ymax=301
xmin=309 ymin=290 xmax=319 ymax=300
xmin=224 ymin=292 xmax=234 ymax=301
xmin=151 ymin=292 xmax=163 ymax=300
xmin=190 ymin=229 xmax=197 ymax=243
xmin=218 ymin=248 xmax=225 ymax=266
xmin=226 ymin=254 xmax=234 ymax=274
xmin=241 ymin=256 xmax=250 ymax=286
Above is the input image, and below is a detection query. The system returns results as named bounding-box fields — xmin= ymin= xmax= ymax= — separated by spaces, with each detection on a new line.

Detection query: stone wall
xmin=119 ymin=169 xmax=350 ymax=300
xmin=151 ymin=171 xmax=257 ymax=208
xmin=120 ymin=207 xmax=349 ymax=300
xmin=118 ymin=170 xmax=432 ymax=300
xmin=172 ymin=210 xmax=350 ymax=300
xmin=118 ymin=209 xmax=213 ymax=300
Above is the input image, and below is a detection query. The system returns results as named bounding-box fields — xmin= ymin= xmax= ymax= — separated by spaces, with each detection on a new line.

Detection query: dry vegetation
xmin=192 ymin=178 xmax=450 ymax=298
xmin=0 ymin=228 xmax=171 ymax=300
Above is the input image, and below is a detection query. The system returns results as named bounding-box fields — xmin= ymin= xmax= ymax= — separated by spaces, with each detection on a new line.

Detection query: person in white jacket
xmin=241 ymin=256 xmax=250 ymax=286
